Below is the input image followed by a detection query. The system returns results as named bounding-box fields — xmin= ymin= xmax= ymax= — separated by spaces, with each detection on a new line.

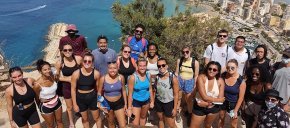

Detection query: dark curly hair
xmin=204 ymin=61 xmax=221 ymax=79
xmin=36 ymin=59 xmax=51 ymax=71
xmin=246 ymin=65 xmax=270 ymax=84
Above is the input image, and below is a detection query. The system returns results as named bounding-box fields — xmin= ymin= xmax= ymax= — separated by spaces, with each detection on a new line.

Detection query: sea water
xmin=0 ymin=0 xmax=203 ymax=66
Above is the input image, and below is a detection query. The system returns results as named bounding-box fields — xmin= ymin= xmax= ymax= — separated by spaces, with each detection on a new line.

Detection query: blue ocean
xmin=0 ymin=0 xmax=204 ymax=66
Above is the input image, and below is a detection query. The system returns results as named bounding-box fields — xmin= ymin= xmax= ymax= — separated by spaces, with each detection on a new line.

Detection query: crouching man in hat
xmin=257 ymin=89 xmax=289 ymax=128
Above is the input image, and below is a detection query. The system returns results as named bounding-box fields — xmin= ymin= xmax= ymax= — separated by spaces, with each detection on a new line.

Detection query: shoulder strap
xmin=210 ymin=44 xmax=214 ymax=57
xmin=141 ymin=38 xmax=146 ymax=48
xmin=117 ymin=57 xmax=121 ymax=69
xmin=237 ymin=75 xmax=243 ymax=85
xmin=191 ymin=57 xmax=195 ymax=73
xmin=169 ymin=72 xmax=174 ymax=89
xmin=127 ymin=36 xmax=133 ymax=44
xmin=246 ymin=48 xmax=250 ymax=60
xmin=226 ymin=45 xmax=229 ymax=62
xmin=178 ymin=57 xmax=184 ymax=73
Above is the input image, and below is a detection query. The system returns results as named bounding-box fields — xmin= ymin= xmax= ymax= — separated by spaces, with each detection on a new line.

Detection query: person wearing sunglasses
xmin=242 ymin=65 xmax=272 ymax=128
xmin=257 ymin=89 xmax=289 ymax=127
xmin=127 ymin=57 xmax=154 ymax=126
xmin=71 ymin=53 xmax=102 ymax=128
xmin=33 ymin=59 xmax=63 ymax=128
xmin=203 ymin=29 xmax=234 ymax=72
xmin=175 ymin=46 xmax=199 ymax=125
xmin=191 ymin=61 xmax=225 ymax=128
xmin=218 ymin=59 xmax=246 ymax=128
xmin=92 ymin=35 xmax=117 ymax=76
xmin=59 ymin=24 xmax=88 ymax=60
xmin=55 ymin=43 xmax=81 ymax=127
xmin=97 ymin=61 xmax=127 ymax=128
xmin=127 ymin=24 xmax=149 ymax=61
xmin=117 ymin=44 xmax=137 ymax=86
xmin=5 ymin=67 xmax=41 ymax=128
xmin=152 ymin=58 xmax=179 ymax=128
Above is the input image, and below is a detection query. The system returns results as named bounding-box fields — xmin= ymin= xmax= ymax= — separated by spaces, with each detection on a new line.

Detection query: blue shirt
xmin=128 ymin=36 xmax=148 ymax=60
xmin=92 ymin=48 xmax=117 ymax=76
xmin=132 ymin=73 xmax=150 ymax=102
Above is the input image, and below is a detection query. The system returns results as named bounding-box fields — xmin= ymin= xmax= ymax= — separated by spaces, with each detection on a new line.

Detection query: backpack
xmin=154 ymin=72 xmax=175 ymax=90
xmin=127 ymin=36 xmax=146 ymax=49
xmin=179 ymin=57 xmax=195 ymax=76
xmin=245 ymin=48 xmax=251 ymax=60
xmin=133 ymin=71 xmax=150 ymax=84
xmin=210 ymin=44 xmax=229 ymax=62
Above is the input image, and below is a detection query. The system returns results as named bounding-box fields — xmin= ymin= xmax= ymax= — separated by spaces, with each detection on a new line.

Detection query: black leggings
xmin=13 ymin=103 xmax=40 ymax=127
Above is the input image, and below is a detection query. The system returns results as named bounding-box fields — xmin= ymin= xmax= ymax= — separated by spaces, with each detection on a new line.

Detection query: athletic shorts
xmin=62 ymin=83 xmax=71 ymax=99
xmin=13 ymin=103 xmax=40 ymax=127
xmin=76 ymin=91 xmax=98 ymax=112
xmin=39 ymin=98 xmax=62 ymax=114
xmin=220 ymin=100 xmax=238 ymax=113
xmin=178 ymin=76 xmax=194 ymax=93
xmin=105 ymin=96 xmax=125 ymax=111
xmin=132 ymin=99 xmax=150 ymax=108
xmin=192 ymin=100 xmax=220 ymax=116
xmin=154 ymin=99 xmax=174 ymax=117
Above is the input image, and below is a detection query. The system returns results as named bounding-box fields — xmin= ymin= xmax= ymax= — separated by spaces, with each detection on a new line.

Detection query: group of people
xmin=5 ymin=24 xmax=290 ymax=128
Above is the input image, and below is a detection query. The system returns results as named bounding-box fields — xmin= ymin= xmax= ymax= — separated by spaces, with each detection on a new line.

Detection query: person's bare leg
xmin=114 ymin=109 xmax=126 ymax=128
xmin=64 ymin=99 xmax=74 ymax=127
xmin=91 ymin=109 xmax=101 ymax=128
xmin=132 ymin=107 xmax=141 ymax=126
xmin=139 ymin=104 xmax=150 ymax=126
xmin=204 ymin=113 xmax=219 ymax=128
xmin=190 ymin=114 xmax=206 ymax=128
xmin=218 ymin=110 xmax=226 ymax=128
xmin=80 ymin=111 xmax=89 ymax=128
xmin=156 ymin=112 xmax=165 ymax=128
xmin=41 ymin=113 xmax=55 ymax=128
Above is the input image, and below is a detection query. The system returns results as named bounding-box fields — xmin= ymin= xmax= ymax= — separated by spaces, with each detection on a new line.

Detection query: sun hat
xmin=265 ymin=89 xmax=283 ymax=101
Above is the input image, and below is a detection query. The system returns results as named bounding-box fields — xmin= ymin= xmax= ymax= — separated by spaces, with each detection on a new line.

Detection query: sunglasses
xmin=265 ymin=97 xmax=278 ymax=103
xmin=83 ymin=60 xmax=92 ymax=64
xmin=123 ymin=51 xmax=131 ymax=54
xmin=252 ymin=73 xmax=260 ymax=76
xmin=157 ymin=64 xmax=166 ymax=68
xmin=63 ymin=49 xmax=73 ymax=52
xmin=208 ymin=67 xmax=218 ymax=72
xmin=107 ymin=61 xmax=116 ymax=64
xmin=218 ymin=35 xmax=227 ymax=38
xmin=226 ymin=66 xmax=235 ymax=71
xmin=135 ymin=30 xmax=143 ymax=34
xmin=182 ymin=51 xmax=189 ymax=54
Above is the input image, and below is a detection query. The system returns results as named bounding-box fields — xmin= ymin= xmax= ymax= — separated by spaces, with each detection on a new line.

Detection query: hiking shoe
xmin=176 ymin=111 xmax=181 ymax=123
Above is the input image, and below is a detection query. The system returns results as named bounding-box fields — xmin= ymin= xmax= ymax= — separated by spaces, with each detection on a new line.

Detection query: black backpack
xmin=179 ymin=57 xmax=195 ymax=76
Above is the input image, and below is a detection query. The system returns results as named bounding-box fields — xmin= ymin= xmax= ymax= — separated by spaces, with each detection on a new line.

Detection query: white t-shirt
xmin=232 ymin=47 xmax=249 ymax=75
xmin=203 ymin=42 xmax=234 ymax=68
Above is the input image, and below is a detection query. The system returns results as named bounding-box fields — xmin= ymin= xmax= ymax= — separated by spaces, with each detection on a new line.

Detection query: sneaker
xmin=176 ymin=111 xmax=181 ymax=123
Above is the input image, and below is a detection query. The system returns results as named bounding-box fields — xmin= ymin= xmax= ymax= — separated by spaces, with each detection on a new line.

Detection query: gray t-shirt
xmin=92 ymin=48 xmax=117 ymax=76
xmin=156 ymin=74 xmax=174 ymax=103
xmin=272 ymin=67 xmax=290 ymax=104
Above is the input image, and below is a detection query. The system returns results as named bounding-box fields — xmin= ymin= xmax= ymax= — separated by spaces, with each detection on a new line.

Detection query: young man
xmin=127 ymin=24 xmax=149 ymax=61
xmin=92 ymin=35 xmax=117 ymax=76
xmin=232 ymin=36 xmax=251 ymax=76
xmin=203 ymin=29 xmax=234 ymax=71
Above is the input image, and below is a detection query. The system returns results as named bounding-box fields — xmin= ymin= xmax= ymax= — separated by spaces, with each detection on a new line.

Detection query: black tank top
xmin=62 ymin=58 xmax=79 ymax=76
xmin=77 ymin=69 xmax=96 ymax=91
xmin=245 ymin=84 xmax=266 ymax=105
xmin=13 ymin=80 xmax=35 ymax=105
xmin=118 ymin=57 xmax=135 ymax=84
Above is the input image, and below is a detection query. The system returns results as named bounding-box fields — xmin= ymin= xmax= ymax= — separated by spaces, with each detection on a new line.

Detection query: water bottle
xmin=97 ymin=95 xmax=111 ymax=110
xmin=229 ymin=110 xmax=235 ymax=118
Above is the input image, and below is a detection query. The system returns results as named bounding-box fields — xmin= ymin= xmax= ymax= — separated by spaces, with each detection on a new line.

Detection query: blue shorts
xmin=132 ymin=99 xmax=150 ymax=108
xmin=178 ymin=76 xmax=194 ymax=93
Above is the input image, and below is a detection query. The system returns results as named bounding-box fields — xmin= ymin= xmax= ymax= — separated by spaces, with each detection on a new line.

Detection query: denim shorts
xmin=178 ymin=76 xmax=194 ymax=93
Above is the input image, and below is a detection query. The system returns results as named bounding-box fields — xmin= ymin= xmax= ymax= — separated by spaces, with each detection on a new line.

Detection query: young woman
xmin=146 ymin=43 xmax=159 ymax=76
xmin=33 ymin=59 xmax=63 ymax=128
xmin=175 ymin=46 xmax=199 ymax=124
xmin=98 ymin=61 xmax=127 ymax=128
xmin=5 ymin=67 xmax=41 ymax=128
xmin=117 ymin=44 xmax=136 ymax=85
xmin=242 ymin=65 xmax=271 ymax=128
xmin=127 ymin=57 xmax=154 ymax=126
xmin=71 ymin=53 xmax=101 ymax=128
xmin=218 ymin=59 xmax=246 ymax=128
xmin=190 ymin=61 xmax=225 ymax=128
xmin=153 ymin=58 xmax=179 ymax=128
xmin=55 ymin=43 xmax=81 ymax=128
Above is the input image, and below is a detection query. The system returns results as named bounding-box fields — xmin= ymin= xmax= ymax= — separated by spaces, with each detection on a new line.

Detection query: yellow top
xmin=180 ymin=58 xmax=194 ymax=80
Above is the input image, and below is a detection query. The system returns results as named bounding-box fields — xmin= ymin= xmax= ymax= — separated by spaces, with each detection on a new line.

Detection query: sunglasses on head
xmin=107 ymin=61 xmax=116 ymax=64
xmin=208 ymin=67 xmax=218 ymax=72
xmin=135 ymin=30 xmax=143 ymax=34
xmin=182 ymin=51 xmax=189 ymax=54
xmin=226 ymin=66 xmax=235 ymax=71
xmin=63 ymin=49 xmax=72 ymax=52
xmin=123 ymin=50 xmax=131 ymax=54
xmin=218 ymin=35 xmax=227 ymax=38
xmin=265 ymin=97 xmax=278 ymax=103
xmin=157 ymin=64 xmax=166 ymax=68
xmin=83 ymin=60 xmax=92 ymax=64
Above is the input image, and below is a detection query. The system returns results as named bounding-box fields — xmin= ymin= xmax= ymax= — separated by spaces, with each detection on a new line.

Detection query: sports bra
xmin=39 ymin=82 xmax=57 ymax=99
xmin=103 ymin=75 xmax=122 ymax=97
xmin=61 ymin=58 xmax=79 ymax=76
xmin=77 ymin=70 xmax=96 ymax=91
xmin=118 ymin=57 xmax=135 ymax=85
xmin=13 ymin=80 xmax=36 ymax=105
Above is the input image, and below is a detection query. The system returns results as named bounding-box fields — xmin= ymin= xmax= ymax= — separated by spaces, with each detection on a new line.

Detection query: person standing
xmin=232 ymin=36 xmax=251 ymax=76
xmin=5 ymin=67 xmax=41 ymax=128
xmin=92 ymin=35 xmax=117 ymax=76
xmin=127 ymin=24 xmax=149 ymax=61
xmin=59 ymin=24 xmax=88 ymax=59
xmin=248 ymin=44 xmax=271 ymax=76
xmin=34 ymin=60 xmax=63 ymax=128
xmin=203 ymin=29 xmax=234 ymax=72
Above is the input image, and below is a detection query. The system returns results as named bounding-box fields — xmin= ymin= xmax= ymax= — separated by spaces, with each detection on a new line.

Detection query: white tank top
xmin=196 ymin=76 xmax=219 ymax=99
xmin=40 ymin=82 xmax=57 ymax=99
xmin=147 ymin=61 xmax=159 ymax=75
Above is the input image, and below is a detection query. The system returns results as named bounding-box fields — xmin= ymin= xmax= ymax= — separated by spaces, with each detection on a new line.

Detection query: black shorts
xmin=62 ymin=83 xmax=71 ymax=99
xmin=192 ymin=100 xmax=220 ymax=116
xmin=132 ymin=99 xmax=150 ymax=108
xmin=220 ymin=100 xmax=237 ymax=113
xmin=154 ymin=99 xmax=174 ymax=117
xmin=13 ymin=103 xmax=40 ymax=127
xmin=76 ymin=91 xmax=98 ymax=112
xmin=39 ymin=98 xmax=62 ymax=114
xmin=106 ymin=96 xmax=125 ymax=111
